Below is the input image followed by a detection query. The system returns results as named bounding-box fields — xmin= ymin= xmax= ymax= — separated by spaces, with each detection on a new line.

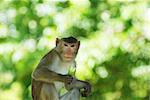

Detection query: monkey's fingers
xmin=81 ymin=91 xmax=89 ymax=97
xmin=65 ymin=76 xmax=73 ymax=84
xmin=81 ymin=86 xmax=91 ymax=97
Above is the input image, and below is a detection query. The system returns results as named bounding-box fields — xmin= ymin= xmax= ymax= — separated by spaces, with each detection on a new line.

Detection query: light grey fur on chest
xmin=48 ymin=56 xmax=72 ymax=74
xmin=47 ymin=56 xmax=72 ymax=92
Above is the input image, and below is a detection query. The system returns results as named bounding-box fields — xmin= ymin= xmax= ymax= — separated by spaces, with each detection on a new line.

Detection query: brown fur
xmin=31 ymin=37 xmax=91 ymax=100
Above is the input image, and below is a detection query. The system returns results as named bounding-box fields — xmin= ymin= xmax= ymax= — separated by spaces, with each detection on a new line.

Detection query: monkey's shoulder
xmin=42 ymin=49 xmax=57 ymax=60
xmin=39 ymin=49 xmax=57 ymax=65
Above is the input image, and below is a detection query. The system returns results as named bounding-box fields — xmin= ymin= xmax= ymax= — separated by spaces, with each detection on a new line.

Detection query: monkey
xmin=31 ymin=37 xmax=91 ymax=100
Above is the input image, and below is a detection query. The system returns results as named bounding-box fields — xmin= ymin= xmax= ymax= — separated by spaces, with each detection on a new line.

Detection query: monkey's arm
xmin=32 ymin=68 xmax=72 ymax=84
xmin=65 ymin=78 xmax=91 ymax=97
xmin=32 ymin=67 xmax=72 ymax=83
xmin=66 ymin=78 xmax=90 ymax=89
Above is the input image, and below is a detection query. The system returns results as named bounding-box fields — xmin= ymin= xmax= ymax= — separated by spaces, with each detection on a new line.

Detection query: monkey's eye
xmin=64 ymin=44 xmax=68 ymax=46
xmin=71 ymin=45 xmax=75 ymax=47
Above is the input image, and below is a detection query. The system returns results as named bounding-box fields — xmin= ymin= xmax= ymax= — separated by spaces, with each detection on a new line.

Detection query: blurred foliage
xmin=0 ymin=0 xmax=150 ymax=100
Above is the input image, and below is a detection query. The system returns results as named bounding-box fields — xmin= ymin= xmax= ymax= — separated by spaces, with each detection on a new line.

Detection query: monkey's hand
xmin=62 ymin=75 xmax=73 ymax=85
xmin=81 ymin=82 xmax=91 ymax=97
xmin=65 ymin=77 xmax=77 ymax=90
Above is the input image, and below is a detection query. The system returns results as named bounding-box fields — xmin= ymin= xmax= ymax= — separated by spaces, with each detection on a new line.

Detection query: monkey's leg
xmin=60 ymin=88 xmax=80 ymax=100
xmin=32 ymin=79 xmax=43 ymax=100
xmin=40 ymin=83 xmax=59 ymax=100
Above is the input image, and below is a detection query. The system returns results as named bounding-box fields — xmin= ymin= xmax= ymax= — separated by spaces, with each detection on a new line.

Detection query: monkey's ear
xmin=56 ymin=38 xmax=60 ymax=46
xmin=78 ymin=41 xmax=80 ymax=45
xmin=77 ymin=41 xmax=80 ymax=49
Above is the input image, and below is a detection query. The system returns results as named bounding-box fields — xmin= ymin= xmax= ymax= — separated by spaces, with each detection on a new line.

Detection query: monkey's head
xmin=55 ymin=37 xmax=80 ymax=62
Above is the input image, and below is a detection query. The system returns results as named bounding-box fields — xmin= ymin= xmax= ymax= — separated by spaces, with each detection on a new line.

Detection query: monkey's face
xmin=61 ymin=41 xmax=79 ymax=62
xmin=56 ymin=38 xmax=80 ymax=62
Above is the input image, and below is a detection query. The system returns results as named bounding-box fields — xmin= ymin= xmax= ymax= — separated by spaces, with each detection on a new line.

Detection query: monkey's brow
xmin=63 ymin=42 xmax=76 ymax=45
xmin=68 ymin=43 xmax=76 ymax=46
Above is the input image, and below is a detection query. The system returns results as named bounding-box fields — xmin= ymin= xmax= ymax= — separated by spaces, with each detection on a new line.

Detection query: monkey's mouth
xmin=64 ymin=55 xmax=73 ymax=59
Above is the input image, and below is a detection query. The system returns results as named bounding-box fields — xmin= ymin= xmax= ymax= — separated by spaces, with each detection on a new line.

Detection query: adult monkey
xmin=32 ymin=37 xmax=91 ymax=100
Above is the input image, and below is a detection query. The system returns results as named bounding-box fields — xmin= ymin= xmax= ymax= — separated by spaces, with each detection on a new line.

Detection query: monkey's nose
xmin=66 ymin=49 xmax=73 ymax=55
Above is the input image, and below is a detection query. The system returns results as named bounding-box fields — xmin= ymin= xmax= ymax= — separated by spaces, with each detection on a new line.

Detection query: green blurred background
xmin=0 ymin=0 xmax=150 ymax=100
